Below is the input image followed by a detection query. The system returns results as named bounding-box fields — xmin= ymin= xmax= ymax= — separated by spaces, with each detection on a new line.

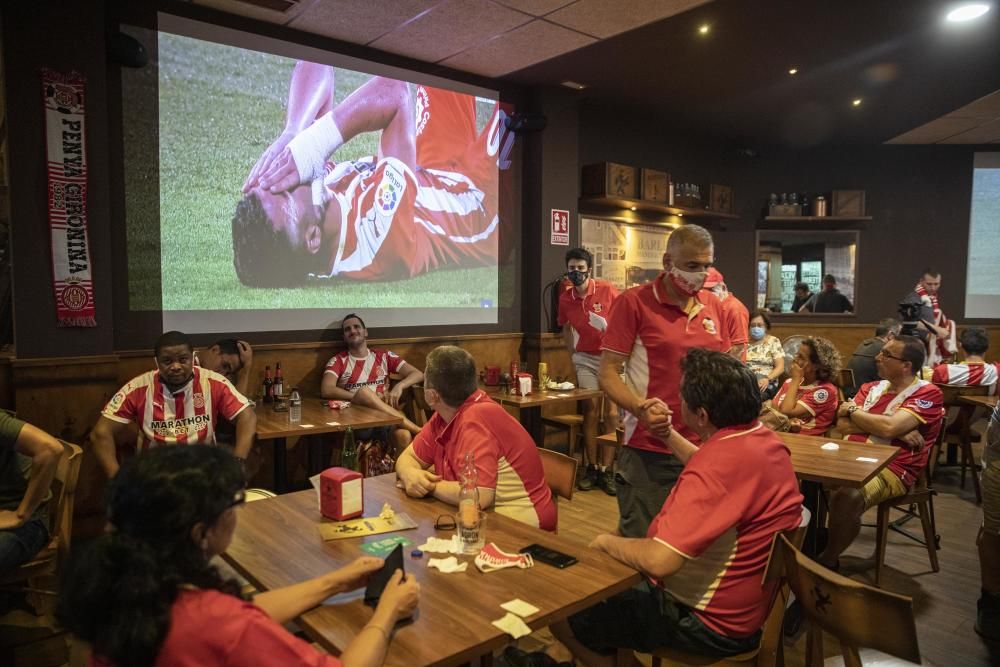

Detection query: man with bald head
xmin=599 ymin=224 xmax=728 ymax=536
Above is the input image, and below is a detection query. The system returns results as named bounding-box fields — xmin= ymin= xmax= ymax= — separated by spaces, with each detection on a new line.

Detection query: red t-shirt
xmin=602 ymin=274 xmax=727 ymax=451
xmin=648 ymin=422 xmax=803 ymax=638
xmin=932 ymin=361 xmax=1000 ymax=395
xmin=773 ymin=380 xmax=838 ymax=436
xmin=849 ymin=379 xmax=945 ymax=486
xmin=90 ymin=589 xmax=341 ymax=667
xmin=324 ymin=348 xmax=407 ymax=397
xmin=705 ymin=291 xmax=749 ymax=356
xmin=557 ymin=279 xmax=620 ymax=355
xmin=101 ymin=368 xmax=251 ymax=451
xmin=411 ymin=389 xmax=556 ymax=531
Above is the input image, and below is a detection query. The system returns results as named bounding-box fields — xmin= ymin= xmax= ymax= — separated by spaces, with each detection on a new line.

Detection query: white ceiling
xmin=888 ymin=89 xmax=1000 ymax=144
xmin=191 ymin=0 xmax=711 ymax=78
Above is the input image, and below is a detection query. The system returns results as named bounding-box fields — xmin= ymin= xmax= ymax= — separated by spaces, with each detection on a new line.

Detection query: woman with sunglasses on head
xmin=57 ymin=446 xmax=419 ymax=667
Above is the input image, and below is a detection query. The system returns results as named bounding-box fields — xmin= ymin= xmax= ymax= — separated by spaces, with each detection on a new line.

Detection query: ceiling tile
xmin=545 ymin=0 xmax=711 ymax=39
xmin=370 ymin=0 xmax=532 ymax=63
xmin=939 ymin=118 xmax=1000 ymax=144
xmin=886 ymin=117 xmax=984 ymax=144
xmin=442 ymin=19 xmax=595 ymax=77
xmin=492 ymin=0 xmax=578 ymax=16
xmin=288 ymin=0 xmax=439 ymax=45
xmin=193 ymin=0 xmax=313 ymax=25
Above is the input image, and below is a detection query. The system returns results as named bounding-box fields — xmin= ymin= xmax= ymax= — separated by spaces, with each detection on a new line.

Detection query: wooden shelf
xmin=579 ymin=195 xmax=740 ymax=220
xmin=763 ymin=216 xmax=872 ymax=222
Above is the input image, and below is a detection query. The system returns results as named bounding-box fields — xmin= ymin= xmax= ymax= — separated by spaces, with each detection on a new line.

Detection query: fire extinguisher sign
xmin=550 ymin=209 xmax=569 ymax=246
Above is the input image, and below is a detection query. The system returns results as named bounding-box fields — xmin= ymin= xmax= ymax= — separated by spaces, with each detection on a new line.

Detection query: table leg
xmin=273 ymin=437 xmax=287 ymax=494
xmin=524 ymin=406 xmax=544 ymax=446
xmin=801 ymin=481 xmax=825 ymax=557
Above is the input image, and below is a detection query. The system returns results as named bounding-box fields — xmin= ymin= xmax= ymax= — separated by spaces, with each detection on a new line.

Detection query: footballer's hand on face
xmin=243 ymin=131 xmax=295 ymax=193
xmin=258 ymin=149 xmax=304 ymax=194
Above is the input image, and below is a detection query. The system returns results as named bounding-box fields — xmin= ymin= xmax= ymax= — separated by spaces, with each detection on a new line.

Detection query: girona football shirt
xmin=323 ymin=348 xmax=408 ymax=397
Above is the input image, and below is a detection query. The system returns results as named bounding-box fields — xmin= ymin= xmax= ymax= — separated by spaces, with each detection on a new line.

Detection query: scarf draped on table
xmin=914 ymin=282 xmax=955 ymax=366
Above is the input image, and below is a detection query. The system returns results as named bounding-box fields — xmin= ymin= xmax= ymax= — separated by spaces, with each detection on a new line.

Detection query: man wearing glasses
xmin=818 ymin=335 xmax=943 ymax=570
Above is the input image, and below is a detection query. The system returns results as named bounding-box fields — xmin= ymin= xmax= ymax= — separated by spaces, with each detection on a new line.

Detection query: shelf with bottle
xmin=578 ymin=195 xmax=740 ymax=220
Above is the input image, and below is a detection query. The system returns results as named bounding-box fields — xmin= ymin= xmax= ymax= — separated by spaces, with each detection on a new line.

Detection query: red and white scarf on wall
xmin=914 ymin=281 xmax=956 ymax=366
xmin=42 ymin=69 xmax=96 ymax=327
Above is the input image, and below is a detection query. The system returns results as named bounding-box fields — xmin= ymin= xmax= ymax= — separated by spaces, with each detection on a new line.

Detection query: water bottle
xmin=342 ymin=426 xmax=358 ymax=471
xmin=458 ymin=450 xmax=483 ymax=554
xmin=288 ymin=387 xmax=301 ymax=423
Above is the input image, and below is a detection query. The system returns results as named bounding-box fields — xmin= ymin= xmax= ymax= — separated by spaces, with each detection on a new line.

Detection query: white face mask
xmin=669 ymin=266 xmax=708 ymax=296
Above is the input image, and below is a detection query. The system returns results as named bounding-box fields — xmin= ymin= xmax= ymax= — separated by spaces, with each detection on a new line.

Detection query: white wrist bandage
xmin=288 ymin=113 xmax=343 ymax=185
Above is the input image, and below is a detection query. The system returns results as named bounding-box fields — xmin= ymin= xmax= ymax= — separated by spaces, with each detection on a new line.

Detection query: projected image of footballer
xmin=233 ymin=62 xmax=513 ymax=285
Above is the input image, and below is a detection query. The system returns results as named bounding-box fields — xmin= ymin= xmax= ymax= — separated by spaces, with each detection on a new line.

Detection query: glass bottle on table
xmin=288 ymin=387 xmax=301 ymax=423
xmin=342 ymin=426 xmax=358 ymax=471
xmin=262 ymin=366 xmax=273 ymax=404
xmin=273 ymin=361 xmax=284 ymax=398
xmin=458 ymin=450 xmax=484 ymax=554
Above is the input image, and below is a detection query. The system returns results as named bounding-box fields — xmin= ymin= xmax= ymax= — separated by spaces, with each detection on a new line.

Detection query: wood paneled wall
xmin=0 ymin=334 xmax=523 ymax=537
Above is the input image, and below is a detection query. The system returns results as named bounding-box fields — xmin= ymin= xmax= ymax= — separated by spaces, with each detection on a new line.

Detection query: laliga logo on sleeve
xmin=375 ymin=164 xmax=406 ymax=218
xmin=814 ymin=388 xmax=830 ymax=403
xmin=702 ymin=317 xmax=717 ymax=335
xmin=915 ymin=399 xmax=933 ymax=409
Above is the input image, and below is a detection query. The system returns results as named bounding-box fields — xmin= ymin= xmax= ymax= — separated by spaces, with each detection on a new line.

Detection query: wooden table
xmin=223 ymin=474 xmax=641 ymax=667
xmin=255 ymin=400 xmax=402 ymax=493
xmin=486 ymin=387 xmax=603 ymax=444
xmin=959 ymin=394 xmax=998 ymax=410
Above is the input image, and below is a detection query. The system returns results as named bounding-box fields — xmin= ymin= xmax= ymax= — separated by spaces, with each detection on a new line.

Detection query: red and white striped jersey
xmin=931 ymin=361 xmax=1000 ymax=394
xmin=101 ymin=367 xmax=251 ymax=451
xmin=324 ymin=349 xmax=407 ymax=396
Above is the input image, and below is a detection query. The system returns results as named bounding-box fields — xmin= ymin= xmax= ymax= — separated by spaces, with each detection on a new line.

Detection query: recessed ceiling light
xmin=630 ymin=206 xmax=637 ymax=211
xmin=677 ymin=213 xmax=684 ymax=217
xmin=561 ymin=80 xmax=587 ymax=90
xmin=788 ymin=68 xmax=798 ymax=75
xmin=852 ymin=98 xmax=863 ymax=107
xmin=698 ymin=24 xmax=710 ymax=35
xmin=946 ymin=3 xmax=991 ymax=22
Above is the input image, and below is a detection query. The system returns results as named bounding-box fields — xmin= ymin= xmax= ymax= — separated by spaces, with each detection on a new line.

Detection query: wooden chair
xmin=409 ymin=385 xmax=435 ymax=428
xmin=538 ymin=447 xmax=577 ymax=502
xmin=934 ymin=383 xmax=988 ymax=503
xmin=616 ymin=508 xmax=810 ymax=667
xmin=541 ymin=413 xmax=583 ymax=459
xmin=778 ymin=533 xmax=921 ymax=667
xmin=0 ymin=440 xmax=84 ymax=610
xmin=837 ymin=368 xmax=855 ymax=401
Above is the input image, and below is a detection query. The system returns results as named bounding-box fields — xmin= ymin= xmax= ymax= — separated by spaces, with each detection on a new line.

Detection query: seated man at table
xmin=978 ymin=403 xmax=1000 ymax=640
xmin=846 ymin=318 xmax=900 ymax=398
xmin=931 ymin=326 xmax=998 ymax=392
xmin=321 ymin=313 xmax=424 ymax=451
xmin=819 ymin=335 xmax=944 ymax=570
xmin=90 ymin=331 xmax=256 ymax=478
xmin=513 ymin=349 xmax=802 ymax=665
xmin=395 ymin=345 xmax=556 ymax=531
xmin=195 ymin=338 xmax=254 ymax=397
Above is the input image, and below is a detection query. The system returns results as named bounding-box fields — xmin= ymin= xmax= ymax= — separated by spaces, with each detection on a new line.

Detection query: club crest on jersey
xmin=593 ymin=303 xmax=603 ymax=313
xmin=814 ymin=388 xmax=830 ymax=403
xmin=193 ymin=393 xmax=206 ymax=409
xmin=702 ymin=317 xmax=717 ymax=335
xmin=415 ymin=86 xmax=430 ymax=136
xmin=915 ymin=399 xmax=933 ymax=409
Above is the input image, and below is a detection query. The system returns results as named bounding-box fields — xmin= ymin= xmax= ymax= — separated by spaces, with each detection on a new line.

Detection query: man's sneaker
xmin=598 ymin=468 xmax=617 ymax=496
xmin=577 ymin=465 xmax=599 ymax=491
xmin=976 ymin=590 xmax=1000 ymax=642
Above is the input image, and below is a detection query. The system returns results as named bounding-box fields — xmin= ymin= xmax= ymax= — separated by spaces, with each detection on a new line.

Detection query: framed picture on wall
xmin=709 ymin=184 xmax=734 ymax=213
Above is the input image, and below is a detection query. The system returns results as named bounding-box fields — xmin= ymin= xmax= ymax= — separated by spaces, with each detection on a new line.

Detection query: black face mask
xmin=567 ymin=270 xmax=588 ymax=286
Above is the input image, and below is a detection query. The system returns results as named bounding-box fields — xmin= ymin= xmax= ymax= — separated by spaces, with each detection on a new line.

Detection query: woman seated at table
xmin=772 ymin=337 xmax=842 ymax=435
xmin=746 ymin=310 xmax=785 ymax=400
xmin=57 ymin=446 xmax=419 ymax=667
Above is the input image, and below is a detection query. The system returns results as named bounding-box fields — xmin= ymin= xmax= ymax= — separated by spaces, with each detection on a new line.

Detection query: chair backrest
xmin=778 ymin=533 xmax=920 ymax=664
xmin=614 ymin=426 xmax=624 ymax=448
xmin=538 ymin=448 xmax=577 ymax=501
xmin=837 ymin=368 xmax=855 ymax=391
xmin=410 ymin=385 xmax=434 ymax=427
xmin=935 ymin=382 xmax=990 ymax=406
xmin=51 ymin=441 xmax=84 ymax=565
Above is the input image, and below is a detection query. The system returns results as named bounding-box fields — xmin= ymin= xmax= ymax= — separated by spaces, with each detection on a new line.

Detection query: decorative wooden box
xmin=640 ymin=168 xmax=670 ymax=202
xmin=832 ymin=190 xmax=866 ymax=217
xmin=769 ymin=204 xmax=801 ymax=217
xmin=582 ymin=162 xmax=637 ymax=199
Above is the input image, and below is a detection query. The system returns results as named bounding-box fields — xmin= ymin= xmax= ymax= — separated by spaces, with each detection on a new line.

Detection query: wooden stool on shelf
xmin=779 ymin=533 xmax=921 ymax=666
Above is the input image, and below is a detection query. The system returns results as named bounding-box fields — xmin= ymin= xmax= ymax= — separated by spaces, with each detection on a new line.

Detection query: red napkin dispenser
xmin=320 ymin=467 xmax=364 ymax=520
xmin=483 ymin=365 xmax=501 ymax=386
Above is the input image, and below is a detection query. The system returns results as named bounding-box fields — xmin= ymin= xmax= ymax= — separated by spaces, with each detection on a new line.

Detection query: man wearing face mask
xmin=702 ymin=268 xmax=749 ymax=362
xmin=557 ymin=247 xmax=621 ymax=494
xmin=599 ymin=224 xmax=727 ymax=537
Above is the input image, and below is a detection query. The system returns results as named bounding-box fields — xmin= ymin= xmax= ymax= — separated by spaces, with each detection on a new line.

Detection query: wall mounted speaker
xmin=108 ymin=32 xmax=148 ymax=68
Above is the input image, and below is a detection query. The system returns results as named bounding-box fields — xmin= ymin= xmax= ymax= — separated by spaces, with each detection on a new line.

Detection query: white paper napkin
xmin=492 ymin=612 xmax=533 ymax=639
xmin=418 ymin=536 xmax=462 ymax=554
xmin=428 ymin=556 xmax=468 ymax=573
xmin=501 ymin=599 xmax=540 ymax=617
